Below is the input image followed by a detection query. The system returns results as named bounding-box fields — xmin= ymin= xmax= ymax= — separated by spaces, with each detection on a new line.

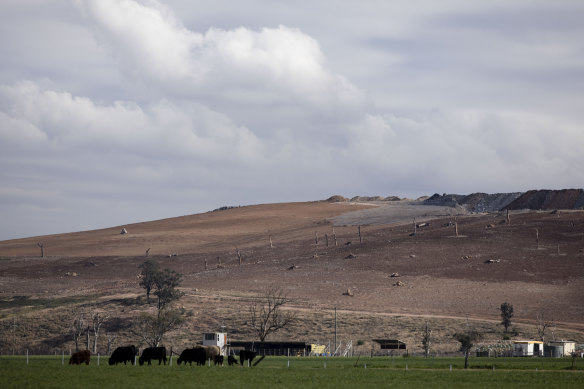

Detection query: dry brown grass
xmin=1 ymin=201 xmax=583 ymax=354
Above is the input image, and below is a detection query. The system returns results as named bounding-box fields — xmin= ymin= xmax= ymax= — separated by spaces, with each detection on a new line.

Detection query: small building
xmin=229 ymin=341 xmax=312 ymax=356
xmin=548 ymin=340 xmax=576 ymax=357
xmin=372 ymin=339 xmax=406 ymax=350
xmin=203 ymin=333 xmax=227 ymax=356
xmin=372 ymin=339 xmax=407 ymax=355
xmin=513 ymin=340 xmax=543 ymax=357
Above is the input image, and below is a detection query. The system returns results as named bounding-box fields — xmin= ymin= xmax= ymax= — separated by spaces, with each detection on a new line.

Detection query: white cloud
xmin=0 ymin=0 xmax=582 ymax=240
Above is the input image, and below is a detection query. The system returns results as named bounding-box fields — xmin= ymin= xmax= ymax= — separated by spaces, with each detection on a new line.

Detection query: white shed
xmin=203 ymin=333 xmax=227 ymax=356
xmin=513 ymin=340 xmax=543 ymax=356
xmin=548 ymin=340 xmax=576 ymax=357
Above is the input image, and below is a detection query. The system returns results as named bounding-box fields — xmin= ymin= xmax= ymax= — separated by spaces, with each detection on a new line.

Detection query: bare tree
xmin=536 ymin=312 xmax=555 ymax=342
xmin=105 ymin=332 xmax=118 ymax=355
xmin=249 ymin=285 xmax=296 ymax=341
xmin=71 ymin=311 xmax=86 ymax=352
xmin=133 ymin=310 xmax=184 ymax=348
xmin=421 ymin=321 xmax=431 ymax=358
xmin=37 ymin=243 xmax=45 ymax=258
xmin=89 ymin=306 xmax=110 ymax=354
xmin=236 ymin=248 xmax=242 ymax=266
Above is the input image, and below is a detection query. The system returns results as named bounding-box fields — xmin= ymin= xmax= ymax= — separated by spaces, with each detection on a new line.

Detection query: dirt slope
xmin=0 ymin=201 xmax=372 ymax=257
xmin=1 ymin=199 xmax=583 ymax=354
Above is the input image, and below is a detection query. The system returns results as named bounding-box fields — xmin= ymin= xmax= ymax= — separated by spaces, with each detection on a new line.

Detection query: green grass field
xmin=0 ymin=356 xmax=582 ymax=389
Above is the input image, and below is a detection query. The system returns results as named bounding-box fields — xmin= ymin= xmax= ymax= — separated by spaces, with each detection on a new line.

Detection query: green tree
xmin=454 ymin=330 xmax=482 ymax=369
xmin=153 ymin=268 xmax=183 ymax=312
xmin=139 ymin=259 xmax=161 ymax=302
xmin=135 ymin=261 xmax=184 ymax=347
xmin=500 ymin=302 xmax=514 ymax=333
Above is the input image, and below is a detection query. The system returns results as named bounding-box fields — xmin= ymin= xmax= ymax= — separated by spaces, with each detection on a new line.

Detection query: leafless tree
xmin=104 ymin=332 xmax=118 ymax=355
xmin=249 ymin=285 xmax=296 ymax=341
xmin=536 ymin=312 xmax=555 ymax=342
xmin=133 ymin=310 xmax=184 ymax=348
xmin=37 ymin=243 xmax=45 ymax=258
xmin=421 ymin=321 xmax=431 ymax=358
xmin=236 ymin=248 xmax=242 ymax=266
xmin=89 ymin=306 xmax=110 ymax=354
xmin=71 ymin=310 xmax=86 ymax=352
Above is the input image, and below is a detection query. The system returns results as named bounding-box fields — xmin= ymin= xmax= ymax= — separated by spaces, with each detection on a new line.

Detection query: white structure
xmin=203 ymin=333 xmax=227 ymax=356
xmin=513 ymin=341 xmax=543 ymax=356
xmin=548 ymin=340 xmax=576 ymax=357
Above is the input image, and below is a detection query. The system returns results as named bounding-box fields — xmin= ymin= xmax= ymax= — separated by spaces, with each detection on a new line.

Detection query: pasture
xmin=1 ymin=356 xmax=582 ymax=389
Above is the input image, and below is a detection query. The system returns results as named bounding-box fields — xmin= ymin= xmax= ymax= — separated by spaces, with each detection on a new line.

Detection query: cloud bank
xmin=0 ymin=0 xmax=582 ymax=239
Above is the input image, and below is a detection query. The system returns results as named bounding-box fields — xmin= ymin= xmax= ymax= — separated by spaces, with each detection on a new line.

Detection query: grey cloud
xmin=0 ymin=0 xmax=582 ymax=240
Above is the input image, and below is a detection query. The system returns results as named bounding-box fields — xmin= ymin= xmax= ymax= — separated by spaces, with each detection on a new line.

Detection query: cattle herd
xmin=69 ymin=345 xmax=258 ymax=367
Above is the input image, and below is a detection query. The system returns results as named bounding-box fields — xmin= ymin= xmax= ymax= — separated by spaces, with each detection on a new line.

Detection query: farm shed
xmin=229 ymin=341 xmax=312 ymax=356
xmin=372 ymin=339 xmax=407 ymax=350
xmin=547 ymin=340 xmax=576 ymax=357
xmin=513 ymin=341 xmax=543 ymax=357
xmin=203 ymin=332 xmax=227 ymax=356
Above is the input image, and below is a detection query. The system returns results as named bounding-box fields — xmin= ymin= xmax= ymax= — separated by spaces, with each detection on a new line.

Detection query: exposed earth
xmin=1 ymin=192 xmax=583 ymax=355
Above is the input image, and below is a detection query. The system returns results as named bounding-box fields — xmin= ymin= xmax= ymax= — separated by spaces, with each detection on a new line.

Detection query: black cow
xmin=239 ymin=350 xmax=257 ymax=366
xmin=177 ymin=348 xmax=206 ymax=366
xmin=227 ymin=355 xmax=238 ymax=366
xmin=139 ymin=347 xmax=167 ymax=366
xmin=214 ymin=355 xmax=224 ymax=366
xmin=69 ymin=350 xmax=91 ymax=365
xmin=109 ymin=345 xmax=137 ymax=365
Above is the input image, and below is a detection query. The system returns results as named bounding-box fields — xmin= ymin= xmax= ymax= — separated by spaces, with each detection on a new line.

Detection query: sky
xmin=1 ymin=0 xmax=583 ymax=240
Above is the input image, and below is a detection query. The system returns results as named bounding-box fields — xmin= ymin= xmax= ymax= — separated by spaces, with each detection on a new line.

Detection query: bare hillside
xmin=1 ymin=199 xmax=583 ymax=354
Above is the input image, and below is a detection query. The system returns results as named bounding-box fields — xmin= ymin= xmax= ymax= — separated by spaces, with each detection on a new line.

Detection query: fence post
xmin=26 ymin=349 xmax=29 ymax=366
xmin=62 ymin=350 xmax=64 ymax=365
xmin=98 ymin=353 xmax=100 ymax=366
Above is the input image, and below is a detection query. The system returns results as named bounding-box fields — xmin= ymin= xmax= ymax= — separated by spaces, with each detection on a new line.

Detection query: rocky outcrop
xmin=424 ymin=189 xmax=583 ymax=212
xmin=503 ymin=189 xmax=584 ymax=210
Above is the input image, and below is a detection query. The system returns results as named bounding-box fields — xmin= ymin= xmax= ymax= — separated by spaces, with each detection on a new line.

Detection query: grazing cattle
xmin=227 ymin=355 xmax=238 ymax=366
xmin=203 ymin=345 xmax=221 ymax=361
xmin=109 ymin=345 xmax=137 ymax=365
xmin=139 ymin=347 xmax=167 ymax=366
xmin=177 ymin=348 xmax=206 ymax=366
xmin=214 ymin=355 xmax=224 ymax=366
xmin=239 ymin=350 xmax=257 ymax=366
xmin=69 ymin=350 xmax=91 ymax=365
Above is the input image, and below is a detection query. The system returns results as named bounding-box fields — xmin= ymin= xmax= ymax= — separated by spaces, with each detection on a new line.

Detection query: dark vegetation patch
xmin=0 ymin=295 xmax=96 ymax=310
